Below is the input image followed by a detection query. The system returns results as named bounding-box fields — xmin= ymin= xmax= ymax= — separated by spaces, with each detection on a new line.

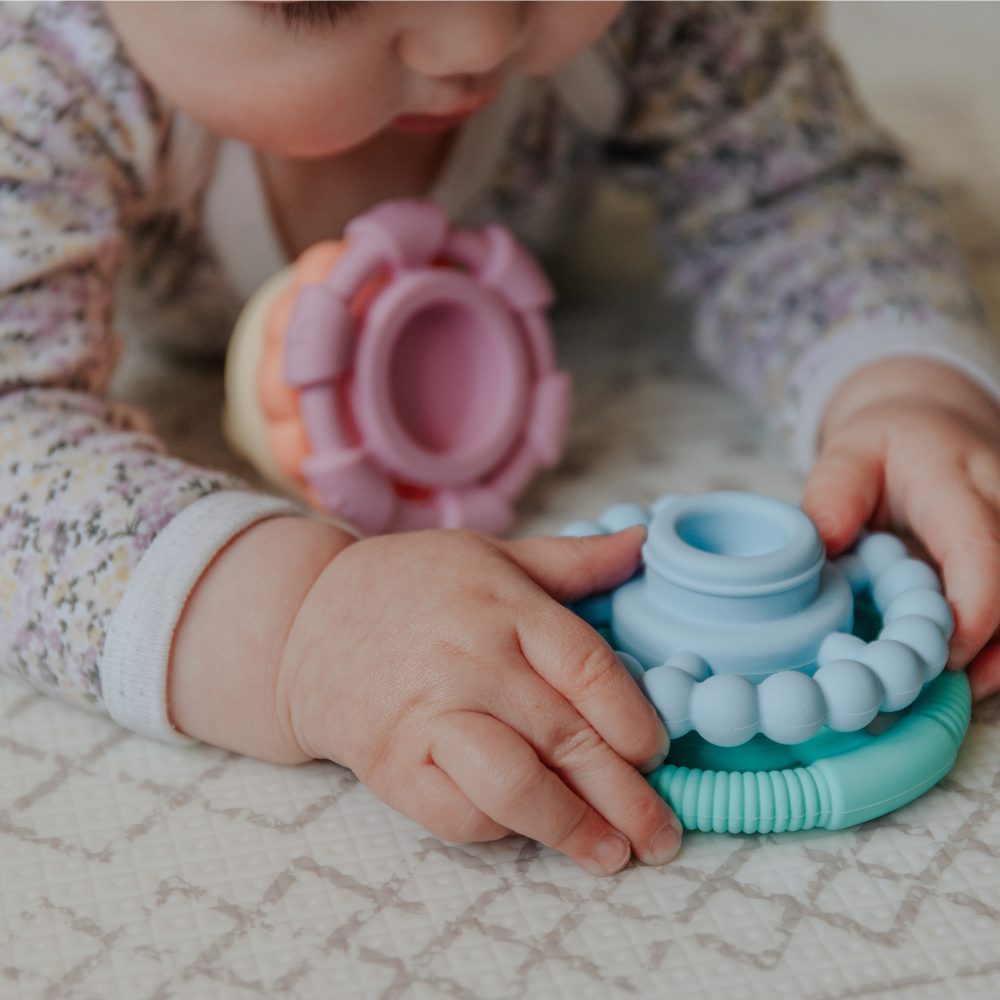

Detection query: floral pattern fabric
xmin=0 ymin=1 xmax=994 ymax=718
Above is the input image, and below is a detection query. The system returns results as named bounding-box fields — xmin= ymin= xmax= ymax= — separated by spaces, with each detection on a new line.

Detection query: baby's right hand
xmin=171 ymin=520 xmax=680 ymax=876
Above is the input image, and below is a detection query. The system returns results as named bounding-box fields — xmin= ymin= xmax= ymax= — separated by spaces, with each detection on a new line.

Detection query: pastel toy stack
xmin=224 ymin=200 xmax=571 ymax=536
xmin=563 ymin=492 xmax=971 ymax=833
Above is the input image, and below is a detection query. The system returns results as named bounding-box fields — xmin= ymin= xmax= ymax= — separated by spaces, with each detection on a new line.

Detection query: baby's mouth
xmin=392 ymin=91 xmax=500 ymax=134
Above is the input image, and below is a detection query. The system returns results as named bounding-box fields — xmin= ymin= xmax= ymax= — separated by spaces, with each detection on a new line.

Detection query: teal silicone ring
xmin=647 ymin=669 xmax=970 ymax=833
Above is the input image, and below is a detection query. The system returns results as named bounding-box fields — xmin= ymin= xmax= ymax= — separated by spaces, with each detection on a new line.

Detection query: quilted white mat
xmin=4 ymin=671 xmax=1000 ymax=1000
xmin=6 ymin=190 xmax=1000 ymax=1000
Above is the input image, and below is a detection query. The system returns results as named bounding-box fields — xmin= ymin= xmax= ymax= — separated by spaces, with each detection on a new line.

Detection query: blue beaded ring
xmin=563 ymin=492 xmax=971 ymax=832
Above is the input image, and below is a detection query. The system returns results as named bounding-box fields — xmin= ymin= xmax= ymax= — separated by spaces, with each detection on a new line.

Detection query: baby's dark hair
xmin=260 ymin=2 xmax=362 ymax=30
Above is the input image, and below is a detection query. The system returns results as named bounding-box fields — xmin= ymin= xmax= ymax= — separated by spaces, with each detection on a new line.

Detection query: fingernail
xmin=638 ymin=719 xmax=671 ymax=775
xmin=648 ymin=818 xmax=682 ymax=865
xmin=811 ymin=511 xmax=839 ymax=539
xmin=947 ymin=650 xmax=968 ymax=671
xmin=594 ymin=832 xmax=630 ymax=874
xmin=617 ymin=524 xmax=648 ymax=537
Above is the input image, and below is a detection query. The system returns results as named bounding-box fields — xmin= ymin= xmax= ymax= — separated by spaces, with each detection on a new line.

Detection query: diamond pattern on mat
xmin=4 ymin=674 xmax=1000 ymax=1000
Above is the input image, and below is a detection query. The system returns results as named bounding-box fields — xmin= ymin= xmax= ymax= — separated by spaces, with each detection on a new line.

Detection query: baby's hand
xmin=170 ymin=520 xmax=679 ymax=876
xmin=803 ymin=357 xmax=1000 ymax=700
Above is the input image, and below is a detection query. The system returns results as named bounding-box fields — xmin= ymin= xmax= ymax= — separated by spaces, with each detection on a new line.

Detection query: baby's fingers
xmin=967 ymin=637 xmax=1000 ymax=701
xmin=515 ymin=599 xmax=670 ymax=773
xmin=500 ymin=527 xmax=647 ymax=604
xmin=906 ymin=479 xmax=1000 ymax=670
xmin=501 ymin=528 xmax=670 ymax=771
xmin=804 ymin=435 xmax=883 ymax=556
xmin=390 ymin=764 xmax=510 ymax=844
xmin=493 ymin=666 xmax=682 ymax=868
xmin=432 ymin=711 xmax=636 ymax=876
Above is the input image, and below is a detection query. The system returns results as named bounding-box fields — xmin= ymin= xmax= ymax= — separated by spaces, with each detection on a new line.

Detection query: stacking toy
xmin=564 ymin=492 xmax=971 ymax=833
xmin=225 ymin=200 xmax=570 ymax=535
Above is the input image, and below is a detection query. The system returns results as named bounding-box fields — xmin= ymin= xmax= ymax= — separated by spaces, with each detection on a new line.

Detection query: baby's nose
xmin=398 ymin=1 xmax=527 ymax=80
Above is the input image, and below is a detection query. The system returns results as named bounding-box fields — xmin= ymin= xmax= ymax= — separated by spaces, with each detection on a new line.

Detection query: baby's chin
xmin=183 ymin=108 xmax=388 ymax=161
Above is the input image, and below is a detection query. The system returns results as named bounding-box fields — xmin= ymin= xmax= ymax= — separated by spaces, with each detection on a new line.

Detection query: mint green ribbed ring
xmin=647 ymin=670 xmax=970 ymax=833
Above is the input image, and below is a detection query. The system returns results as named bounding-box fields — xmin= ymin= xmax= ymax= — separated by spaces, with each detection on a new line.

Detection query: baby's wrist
xmin=168 ymin=514 xmax=355 ymax=761
xmin=820 ymin=357 xmax=1000 ymax=447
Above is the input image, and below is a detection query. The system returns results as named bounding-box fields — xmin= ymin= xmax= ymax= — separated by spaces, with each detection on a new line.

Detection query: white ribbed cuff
xmin=787 ymin=315 xmax=1000 ymax=473
xmin=102 ymin=491 xmax=303 ymax=745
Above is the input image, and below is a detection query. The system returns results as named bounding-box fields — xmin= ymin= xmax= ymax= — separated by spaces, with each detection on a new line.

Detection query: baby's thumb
xmin=803 ymin=437 xmax=884 ymax=556
xmin=501 ymin=526 xmax=647 ymax=604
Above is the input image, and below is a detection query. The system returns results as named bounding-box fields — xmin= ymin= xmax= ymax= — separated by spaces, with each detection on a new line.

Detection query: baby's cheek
xmin=518 ymin=1 xmax=625 ymax=74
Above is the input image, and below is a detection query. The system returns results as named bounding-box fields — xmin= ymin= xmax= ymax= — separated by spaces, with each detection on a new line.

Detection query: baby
xmin=4 ymin=0 xmax=1000 ymax=878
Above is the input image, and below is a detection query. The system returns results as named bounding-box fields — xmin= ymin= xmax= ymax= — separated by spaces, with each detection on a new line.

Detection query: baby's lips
xmin=392 ymin=89 xmax=501 ymax=134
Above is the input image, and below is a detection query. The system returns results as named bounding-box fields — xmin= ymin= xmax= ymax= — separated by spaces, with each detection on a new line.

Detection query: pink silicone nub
xmin=284 ymin=285 xmax=352 ymax=387
xmin=478 ymin=226 xmax=555 ymax=312
xmin=344 ymin=200 xmax=448 ymax=268
xmin=437 ymin=487 xmax=513 ymax=533
xmin=528 ymin=372 xmax=573 ymax=466
xmin=263 ymin=199 xmax=571 ymax=534
xmin=300 ymin=448 xmax=394 ymax=535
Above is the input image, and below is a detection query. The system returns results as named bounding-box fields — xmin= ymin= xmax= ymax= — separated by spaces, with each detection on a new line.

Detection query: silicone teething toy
xmin=564 ymin=492 xmax=971 ymax=833
xmin=224 ymin=199 xmax=570 ymax=535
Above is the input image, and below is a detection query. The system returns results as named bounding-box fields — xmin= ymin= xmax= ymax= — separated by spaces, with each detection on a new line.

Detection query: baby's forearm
xmin=821 ymin=357 xmax=1000 ymax=445
xmin=168 ymin=516 xmax=356 ymax=760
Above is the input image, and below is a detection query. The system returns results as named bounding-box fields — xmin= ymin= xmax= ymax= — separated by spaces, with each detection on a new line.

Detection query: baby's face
xmin=104 ymin=1 xmax=623 ymax=157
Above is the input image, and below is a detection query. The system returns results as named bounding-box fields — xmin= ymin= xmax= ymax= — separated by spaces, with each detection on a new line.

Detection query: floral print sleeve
xmin=4 ymin=0 xmax=1000 ymax=733
xmin=0 ymin=3 xmax=255 ymax=718
xmin=604 ymin=1 xmax=1000 ymax=468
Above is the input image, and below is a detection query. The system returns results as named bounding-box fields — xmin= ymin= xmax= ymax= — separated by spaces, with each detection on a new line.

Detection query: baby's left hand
xmin=802 ymin=357 xmax=1000 ymax=700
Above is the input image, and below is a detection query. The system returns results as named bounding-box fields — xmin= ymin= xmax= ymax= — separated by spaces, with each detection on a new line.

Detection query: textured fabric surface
xmin=3 ymin=672 xmax=1000 ymax=1000
xmin=3 ymin=257 xmax=1000 ymax=1000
